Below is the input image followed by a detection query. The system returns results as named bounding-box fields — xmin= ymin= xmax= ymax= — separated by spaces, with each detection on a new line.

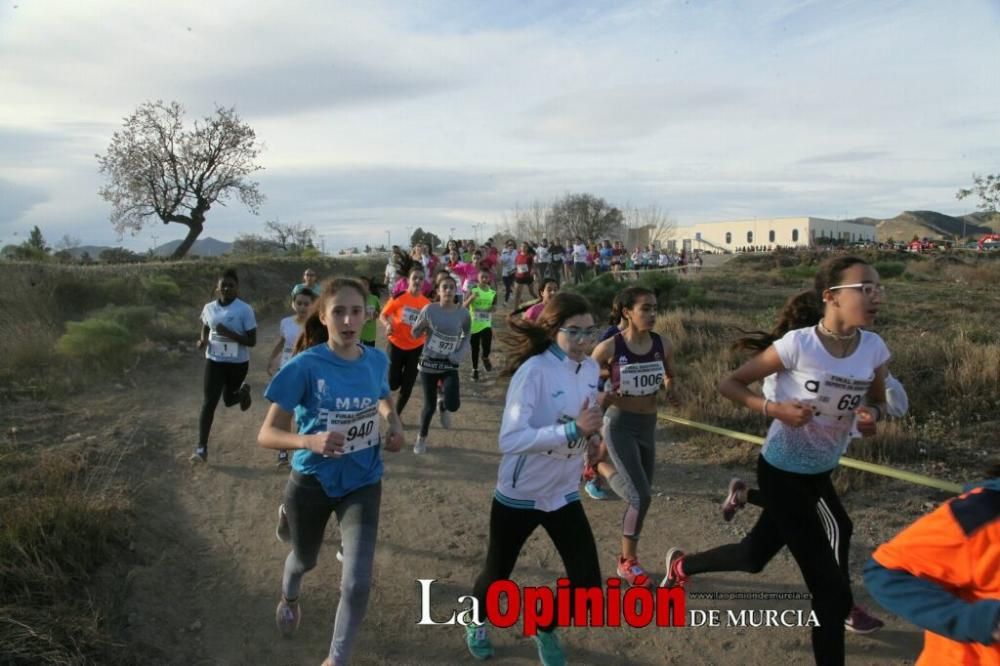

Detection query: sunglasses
xmin=558 ymin=326 xmax=599 ymax=342
xmin=828 ymin=283 xmax=886 ymax=298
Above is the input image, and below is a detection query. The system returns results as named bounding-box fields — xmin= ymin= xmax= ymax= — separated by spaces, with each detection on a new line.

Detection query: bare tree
xmin=623 ymin=204 xmax=676 ymax=248
xmin=97 ymin=100 xmax=265 ymax=259
xmin=546 ymin=193 xmax=623 ymax=241
xmin=264 ymin=219 xmax=317 ymax=253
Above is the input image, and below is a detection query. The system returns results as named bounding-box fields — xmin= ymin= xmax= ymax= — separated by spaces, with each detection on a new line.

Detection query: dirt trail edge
xmin=116 ymin=313 xmax=925 ymax=666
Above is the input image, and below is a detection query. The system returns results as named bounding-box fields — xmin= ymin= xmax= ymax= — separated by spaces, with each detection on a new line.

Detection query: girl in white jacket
xmin=466 ymin=292 xmax=604 ymax=665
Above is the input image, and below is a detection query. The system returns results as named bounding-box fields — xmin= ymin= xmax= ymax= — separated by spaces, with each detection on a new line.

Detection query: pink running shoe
xmin=660 ymin=548 xmax=689 ymax=588
xmin=722 ymin=478 xmax=748 ymax=522
xmin=616 ymin=556 xmax=653 ymax=588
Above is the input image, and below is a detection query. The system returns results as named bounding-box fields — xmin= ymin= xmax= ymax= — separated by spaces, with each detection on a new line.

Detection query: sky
xmin=1 ymin=0 xmax=998 ymax=252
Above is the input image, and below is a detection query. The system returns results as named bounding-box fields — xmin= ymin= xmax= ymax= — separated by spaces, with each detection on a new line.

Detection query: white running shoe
xmin=413 ymin=436 xmax=427 ymax=454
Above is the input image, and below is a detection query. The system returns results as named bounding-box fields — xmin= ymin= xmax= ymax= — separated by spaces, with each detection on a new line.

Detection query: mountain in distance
xmin=841 ymin=210 xmax=999 ymax=241
xmin=152 ymin=237 xmax=232 ymax=257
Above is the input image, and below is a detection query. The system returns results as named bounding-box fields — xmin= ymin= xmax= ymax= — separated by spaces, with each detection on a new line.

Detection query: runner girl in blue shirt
xmin=258 ymin=277 xmax=405 ymax=666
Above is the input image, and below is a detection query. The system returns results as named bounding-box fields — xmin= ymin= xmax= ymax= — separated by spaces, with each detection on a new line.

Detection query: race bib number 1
xmin=326 ymin=405 xmax=379 ymax=453
xmin=209 ymin=332 xmax=239 ymax=358
xmin=619 ymin=361 xmax=664 ymax=396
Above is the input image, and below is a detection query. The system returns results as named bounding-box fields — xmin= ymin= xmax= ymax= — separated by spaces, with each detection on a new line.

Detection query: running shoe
xmin=533 ymin=629 xmax=566 ymax=666
xmin=413 ymin=436 xmax=427 ymax=455
xmin=482 ymin=357 xmax=493 ymax=372
xmin=239 ymin=382 xmax=252 ymax=411
xmin=660 ymin=548 xmax=688 ymax=588
xmin=722 ymin=478 xmax=748 ymax=522
xmin=616 ymin=556 xmax=653 ymax=588
xmin=472 ymin=369 xmax=480 ymax=382
xmin=582 ymin=463 xmax=597 ymax=482
xmin=336 ymin=546 xmax=344 ymax=563
xmin=465 ymin=624 xmax=495 ymax=660
xmin=584 ymin=479 xmax=608 ymax=500
xmin=189 ymin=447 xmax=207 ymax=463
xmin=438 ymin=399 xmax=451 ymax=429
xmin=276 ymin=504 xmax=290 ymax=543
xmin=275 ymin=597 xmax=300 ymax=637
xmin=277 ymin=450 xmax=289 ymax=466
xmin=844 ymin=605 xmax=885 ymax=634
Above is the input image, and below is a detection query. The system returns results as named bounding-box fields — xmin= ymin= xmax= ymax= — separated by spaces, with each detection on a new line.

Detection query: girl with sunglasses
xmin=465 ymin=292 xmax=604 ymax=664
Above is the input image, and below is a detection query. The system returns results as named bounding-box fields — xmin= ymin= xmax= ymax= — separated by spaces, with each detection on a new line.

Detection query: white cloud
xmin=0 ymin=0 xmax=997 ymax=250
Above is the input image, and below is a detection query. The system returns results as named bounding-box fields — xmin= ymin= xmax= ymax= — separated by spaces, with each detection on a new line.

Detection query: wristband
xmin=869 ymin=405 xmax=883 ymax=422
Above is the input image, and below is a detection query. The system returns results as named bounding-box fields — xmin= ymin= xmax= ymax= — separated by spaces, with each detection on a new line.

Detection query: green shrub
xmin=92 ymin=304 xmax=156 ymax=331
xmin=142 ymin=274 xmax=181 ymax=303
xmin=873 ymin=260 xmax=905 ymax=279
xmin=56 ymin=319 xmax=137 ymax=366
xmin=566 ymin=271 xmax=680 ymax=315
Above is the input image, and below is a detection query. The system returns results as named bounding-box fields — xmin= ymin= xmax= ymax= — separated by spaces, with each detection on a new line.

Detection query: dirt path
xmin=109 ymin=307 xmax=927 ymax=666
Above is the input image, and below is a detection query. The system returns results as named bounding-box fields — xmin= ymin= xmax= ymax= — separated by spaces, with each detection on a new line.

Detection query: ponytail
xmin=733 ymin=289 xmax=822 ymax=353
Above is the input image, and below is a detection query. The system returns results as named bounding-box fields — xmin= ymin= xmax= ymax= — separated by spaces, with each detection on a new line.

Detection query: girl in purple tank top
xmin=590 ymin=286 xmax=680 ymax=587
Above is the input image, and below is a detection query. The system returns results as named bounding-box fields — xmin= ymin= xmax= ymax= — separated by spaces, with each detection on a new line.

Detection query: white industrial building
xmin=670 ymin=216 xmax=878 ymax=253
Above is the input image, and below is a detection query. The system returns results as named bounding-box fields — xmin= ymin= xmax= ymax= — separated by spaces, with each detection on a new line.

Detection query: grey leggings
xmin=282 ymin=472 xmax=381 ymax=664
xmin=602 ymin=407 xmax=658 ymax=540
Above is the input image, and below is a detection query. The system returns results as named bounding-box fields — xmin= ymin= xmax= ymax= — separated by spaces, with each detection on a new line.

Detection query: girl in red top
xmin=512 ymin=241 xmax=536 ymax=311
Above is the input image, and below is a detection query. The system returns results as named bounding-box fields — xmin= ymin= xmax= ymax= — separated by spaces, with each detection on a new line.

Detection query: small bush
xmin=92 ymin=304 xmax=156 ymax=331
xmin=873 ymin=260 xmax=905 ymax=279
xmin=142 ymin=274 xmax=181 ymax=304
xmin=56 ymin=319 xmax=137 ymax=367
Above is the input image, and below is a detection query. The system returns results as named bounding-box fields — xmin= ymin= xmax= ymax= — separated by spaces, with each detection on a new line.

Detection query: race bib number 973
xmin=427 ymin=331 xmax=460 ymax=355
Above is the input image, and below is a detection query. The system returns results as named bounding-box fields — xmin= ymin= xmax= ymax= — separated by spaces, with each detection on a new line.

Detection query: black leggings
xmin=473 ymin=499 xmax=602 ymax=633
xmin=684 ymin=455 xmax=853 ymax=666
xmin=419 ymin=370 xmax=459 ymax=437
xmin=501 ymin=274 xmax=513 ymax=302
xmin=199 ymin=359 xmax=249 ymax=448
xmin=388 ymin=343 xmax=422 ymax=415
xmin=470 ymin=328 xmax=493 ymax=370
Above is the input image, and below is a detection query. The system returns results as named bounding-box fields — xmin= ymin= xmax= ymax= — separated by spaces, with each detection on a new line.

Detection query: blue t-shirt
xmin=265 ymin=343 xmax=391 ymax=497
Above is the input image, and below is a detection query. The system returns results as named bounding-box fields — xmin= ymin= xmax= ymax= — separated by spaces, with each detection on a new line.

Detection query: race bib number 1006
xmin=619 ymin=361 xmax=664 ymax=396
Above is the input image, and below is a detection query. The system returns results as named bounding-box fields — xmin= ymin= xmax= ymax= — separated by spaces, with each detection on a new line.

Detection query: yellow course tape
xmin=657 ymin=412 xmax=964 ymax=495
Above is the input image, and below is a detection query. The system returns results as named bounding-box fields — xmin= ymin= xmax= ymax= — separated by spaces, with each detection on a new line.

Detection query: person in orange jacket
xmin=863 ymin=463 xmax=1000 ymax=665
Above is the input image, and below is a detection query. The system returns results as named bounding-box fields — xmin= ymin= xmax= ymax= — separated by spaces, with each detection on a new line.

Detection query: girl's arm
xmin=718 ymin=346 xmax=812 ymax=427
xmin=855 ymin=364 xmax=889 ymax=436
xmin=266 ymin=335 xmax=285 ymax=375
xmin=214 ymin=324 xmax=257 ymax=347
xmin=411 ymin=305 xmax=431 ymax=338
xmin=258 ymin=403 xmax=345 ymax=457
xmin=197 ymin=323 xmax=210 ymax=350
xmin=378 ymin=397 xmax=405 ymax=452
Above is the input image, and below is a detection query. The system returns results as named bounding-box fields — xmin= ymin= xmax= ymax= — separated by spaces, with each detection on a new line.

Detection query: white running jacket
xmin=494 ymin=345 xmax=601 ymax=512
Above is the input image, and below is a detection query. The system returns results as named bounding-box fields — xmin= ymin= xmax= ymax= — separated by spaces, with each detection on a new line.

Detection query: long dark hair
xmin=502 ymin=292 xmax=592 ymax=377
xmin=293 ymin=278 xmax=369 ymax=353
xmin=734 ymin=256 xmax=869 ymax=353
xmin=617 ymin=285 xmax=655 ymax=331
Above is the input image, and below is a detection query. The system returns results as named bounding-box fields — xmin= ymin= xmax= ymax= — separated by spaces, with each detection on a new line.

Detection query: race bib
xmin=401 ymin=306 xmax=420 ymax=326
xmin=619 ymin=361 xmax=664 ymax=396
xmin=326 ymin=405 xmax=380 ymax=454
xmin=474 ymin=310 xmax=492 ymax=323
xmin=516 ymin=264 xmax=529 ymax=274
xmin=366 ymin=305 xmax=376 ymax=318
xmin=552 ymin=253 xmax=563 ymax=262
xmin=209 ymin=332 xmax=239 ymax=358
xmin=810 ymin=372 xmax=871 ymax=420
xmin=427 ymin=331 xmax=460 ymax=355
xmin=280 ymin=350 xmax=293 ymax=368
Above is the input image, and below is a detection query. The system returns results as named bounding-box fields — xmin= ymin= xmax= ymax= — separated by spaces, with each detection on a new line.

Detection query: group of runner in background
xmin=189 ymin=245 xmax=998 ymax=666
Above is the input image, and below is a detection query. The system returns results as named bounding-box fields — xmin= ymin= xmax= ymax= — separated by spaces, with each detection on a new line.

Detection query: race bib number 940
xmin=326 ymin=405 xmax=379 ymax=453
xmin=619 ymin=361 xmax=664 ymax=396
